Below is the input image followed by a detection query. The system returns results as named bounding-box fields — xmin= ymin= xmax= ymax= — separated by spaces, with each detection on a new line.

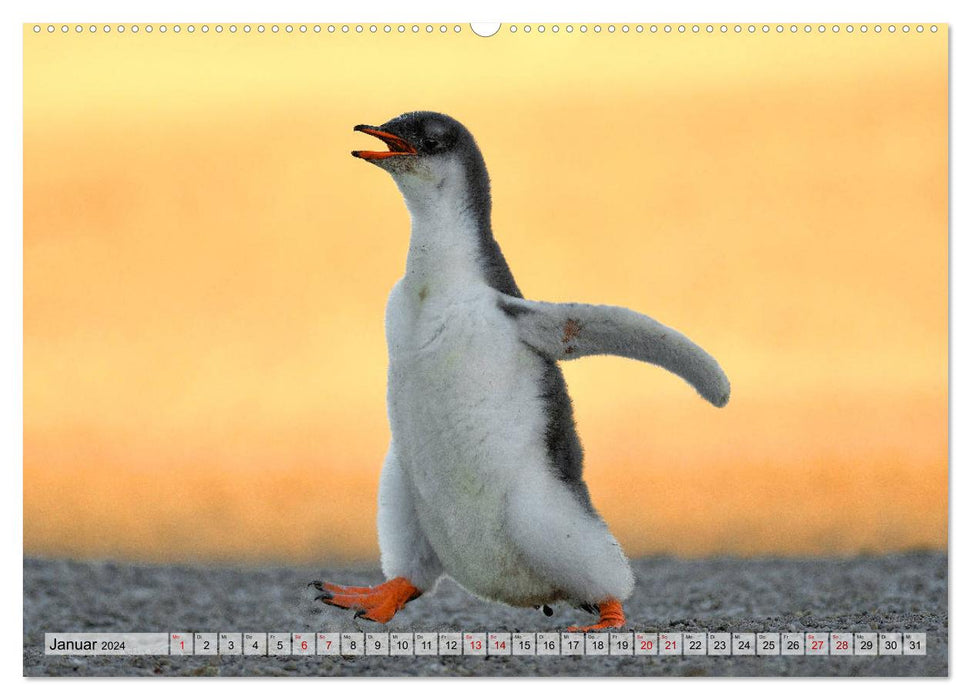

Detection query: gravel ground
xmin=23 ymin=552 xmax=947 ymax=677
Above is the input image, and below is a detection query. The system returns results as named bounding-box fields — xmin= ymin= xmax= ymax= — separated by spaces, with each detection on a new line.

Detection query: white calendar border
xmin=10 ymin=0 xmax=959 ymax=697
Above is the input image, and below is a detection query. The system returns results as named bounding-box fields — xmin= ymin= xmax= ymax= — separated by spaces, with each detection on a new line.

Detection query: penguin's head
xmin=352 ymin=111 xmax=489 ymax=212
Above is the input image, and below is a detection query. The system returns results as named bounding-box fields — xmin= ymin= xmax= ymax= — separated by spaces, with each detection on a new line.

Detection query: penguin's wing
xmin=497 ymin=294 xmax=731 ymax=407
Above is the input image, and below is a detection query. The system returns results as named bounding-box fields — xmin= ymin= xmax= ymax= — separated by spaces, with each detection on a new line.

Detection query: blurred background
xmin=24 ymin=25 xmax=947 ymax=565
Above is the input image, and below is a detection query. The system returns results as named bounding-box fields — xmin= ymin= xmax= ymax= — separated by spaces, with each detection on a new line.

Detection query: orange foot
xmin=567 ymin=599 xmax=626 ymax=632
xmin=309 ymin=576 xmax=421 ymax=623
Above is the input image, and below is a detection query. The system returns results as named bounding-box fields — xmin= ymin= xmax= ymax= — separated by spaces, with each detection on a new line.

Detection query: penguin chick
xmin=312 ymin=111 xmax=730 ymax=631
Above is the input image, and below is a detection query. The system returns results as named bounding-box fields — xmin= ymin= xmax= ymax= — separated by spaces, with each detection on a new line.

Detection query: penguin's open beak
xmin=352 ymin=125 xmax=418 ymax=161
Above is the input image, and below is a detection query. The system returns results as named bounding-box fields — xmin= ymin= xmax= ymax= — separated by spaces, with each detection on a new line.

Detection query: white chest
xmin=383 ymin=276 xmax=554 ymax=600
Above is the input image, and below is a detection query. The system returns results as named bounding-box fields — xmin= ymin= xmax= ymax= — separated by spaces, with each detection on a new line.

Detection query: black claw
xmin=308 ymin=580 xmax=323 ymax=590
xmin=314 ymin=592 xmax=334 ymax=602
xmin=353 ymin=610 xmax=366 ymax=619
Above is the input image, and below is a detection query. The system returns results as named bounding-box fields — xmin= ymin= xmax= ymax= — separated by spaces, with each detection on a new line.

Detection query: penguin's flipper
xmin=311 ymin=577 xmax=421 ymax=624
xmin=498 ymin=294 xmax=730 ymax=407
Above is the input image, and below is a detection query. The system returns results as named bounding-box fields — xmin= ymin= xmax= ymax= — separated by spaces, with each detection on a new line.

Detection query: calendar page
xmin=22 ymin=16 xmax=947 ymax=678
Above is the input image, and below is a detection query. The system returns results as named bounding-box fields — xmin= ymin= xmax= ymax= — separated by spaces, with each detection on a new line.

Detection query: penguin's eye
xmin=422 ymin=137 xmax=443 ymax=152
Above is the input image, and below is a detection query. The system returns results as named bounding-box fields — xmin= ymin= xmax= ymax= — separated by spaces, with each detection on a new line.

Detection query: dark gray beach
xmin=24 ymin=552 xmax=946 ymax=677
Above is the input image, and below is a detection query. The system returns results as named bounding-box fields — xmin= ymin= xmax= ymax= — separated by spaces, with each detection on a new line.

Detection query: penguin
xmin=310 ymin=111 xmax=730 ymax=631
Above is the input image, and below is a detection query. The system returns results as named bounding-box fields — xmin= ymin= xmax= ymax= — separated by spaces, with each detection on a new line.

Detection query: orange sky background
xmin=23 ymin=25 xmax=947 ymax=564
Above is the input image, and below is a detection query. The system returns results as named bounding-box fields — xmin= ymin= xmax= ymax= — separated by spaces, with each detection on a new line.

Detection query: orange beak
xmin=352 ymin=125 xmax=418 ymax=161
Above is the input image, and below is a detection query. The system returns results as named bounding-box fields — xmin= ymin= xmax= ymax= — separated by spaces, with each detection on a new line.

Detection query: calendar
xmin=22 ymin=13 xmax=948 ymax=679
xmin=44 ymin=631 xmax=928 ymax=657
